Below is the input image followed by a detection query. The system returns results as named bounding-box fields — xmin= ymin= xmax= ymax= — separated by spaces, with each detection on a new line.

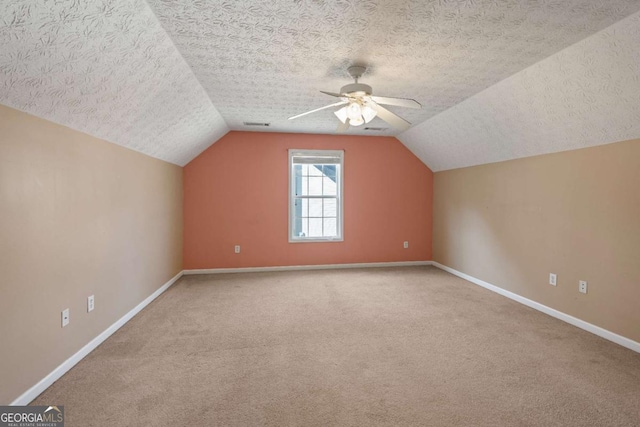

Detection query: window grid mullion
xmin=290 ymin=153 xmax=342 ymax=241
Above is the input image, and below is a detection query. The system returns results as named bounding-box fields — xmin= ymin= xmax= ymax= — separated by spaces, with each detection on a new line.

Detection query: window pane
xmin=323 ymin=218 xmax=337 ymax=237
xmin=308 ymin=176 xmax=323 ymax=195
xmin=293 ymin=216 xmax=302 ymax=237
xmin=299 ymin=176 xmax=311 ymax=196
xmin=308 ymin=199 xmax=322 ymax=217
xmin=309 ymin=218 xmax=322 ymax=237
xmin=290 ymin=151 xmax=343 ymax=241
xmin=309 ymin=165 xmax=323 ymax=176
xmin=322 ymin=165 xmax=336 ymax=179
xmin=293 ymin=199 xmax=303 ymax=237
xmin=323 ymin=177 xmax=337 ymax=196
xmin=323 ymin=198 xmax=337 ymax=216
xmin=294 ymin=172 xmax=302 ymax=196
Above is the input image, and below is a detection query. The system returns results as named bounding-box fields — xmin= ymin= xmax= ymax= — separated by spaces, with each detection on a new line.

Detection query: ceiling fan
xmin=288 ymin=65 xmax=421 ymax=132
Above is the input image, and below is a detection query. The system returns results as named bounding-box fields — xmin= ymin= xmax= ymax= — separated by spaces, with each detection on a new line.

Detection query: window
xmin=289 ymin=149 xmax=344 ymax=242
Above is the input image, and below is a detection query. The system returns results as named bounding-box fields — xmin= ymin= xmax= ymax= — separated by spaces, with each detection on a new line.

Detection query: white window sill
xmin=289 ymin=237 xmax=344 ymax=243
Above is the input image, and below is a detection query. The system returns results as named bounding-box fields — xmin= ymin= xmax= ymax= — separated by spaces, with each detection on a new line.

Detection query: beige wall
xmin=0 ymin=105 xmax=183 ymax=404
xmin=433 ymin=139 xmax=640 ymax=343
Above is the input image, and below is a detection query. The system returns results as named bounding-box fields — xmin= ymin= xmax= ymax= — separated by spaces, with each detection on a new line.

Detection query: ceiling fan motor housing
xmin=340 ymin=83 xmax=373 ymax=97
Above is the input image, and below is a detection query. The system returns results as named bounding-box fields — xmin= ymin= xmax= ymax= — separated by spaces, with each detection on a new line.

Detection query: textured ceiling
xmin=1 ymin=0 xmax=640 ymax=167
xmin=0 ymin=0 xmax=228 ymax=166
xmin=399 ymin=10 xmax=640 ymax=171
xmin=146 ymin=0 xmax=640 ymax=136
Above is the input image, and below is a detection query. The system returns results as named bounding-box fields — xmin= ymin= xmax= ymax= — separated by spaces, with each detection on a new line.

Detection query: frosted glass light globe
xmin=362 ymin=105 xmax=377 ymax=123
xmin=346 ymin=103 xmax=362 ymax=121
xmin=349 ymin=116 xmax=364 ymax=126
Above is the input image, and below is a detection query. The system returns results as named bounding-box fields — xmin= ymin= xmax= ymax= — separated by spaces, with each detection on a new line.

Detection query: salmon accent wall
xmin=183 ymin=132 xmax=433 ymax=269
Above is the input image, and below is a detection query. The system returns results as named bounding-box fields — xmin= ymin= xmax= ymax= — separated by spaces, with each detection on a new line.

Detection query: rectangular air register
xmin=243 ymin=122 xmax=270 ymax=127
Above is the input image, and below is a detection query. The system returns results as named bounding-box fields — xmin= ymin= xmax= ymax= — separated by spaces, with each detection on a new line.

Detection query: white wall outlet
xmin=549 ymin=273 xmax=557 ymax=286
xmin=88 ymin=295 xmax=95 ymax=312
xmin=234 ymin=245 xmax=241 ymax=254
xmin=61 ymin=309 xmax=70 ymax=327
xmin=403 ymin=241 xmax=409 ymax=249
xmin=579 ymin=280 xmax=588 ymax=294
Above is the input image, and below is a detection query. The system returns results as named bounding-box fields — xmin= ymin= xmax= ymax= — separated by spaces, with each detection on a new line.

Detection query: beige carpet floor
xmin=32 ymin=266 xmax=640 ymax=426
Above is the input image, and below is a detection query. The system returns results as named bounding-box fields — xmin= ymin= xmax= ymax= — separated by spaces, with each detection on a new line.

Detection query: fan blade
xmin=320 ymin=91 xmax=344 ymax=98
xmin=288 ymin=101 xmax=347 ymax=120
xmin=369 ymin=101 xmax=411 ymax=132
xmin=370 ymin=96 xmax=421 ymax=109
xmin=336 ymin=118 xmax=350 ymax=133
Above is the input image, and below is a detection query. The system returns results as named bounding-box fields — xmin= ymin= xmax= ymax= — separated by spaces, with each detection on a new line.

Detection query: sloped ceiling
xmin=1 ymin=1 xmax=640 ymax=168
xmin=0 ymin=0 xmax=228 ymax=166
xmin=399 ymin=10 xmax=640 ymax=171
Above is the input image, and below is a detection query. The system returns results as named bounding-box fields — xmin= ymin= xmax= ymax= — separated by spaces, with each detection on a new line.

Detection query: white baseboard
xmin=432 ymin=262 xmax=639 ymax=353
xmin=183 ymin=260 xmax=433 ymax=275
xmin=11 ymin=270 xmax=184 ymax=406
xmin=19 ymin=261 xmax=632 ymax=405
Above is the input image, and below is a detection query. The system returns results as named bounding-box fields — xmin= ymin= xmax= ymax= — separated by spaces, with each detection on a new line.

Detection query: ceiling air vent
xmin=364 ymin=127 xmax=388 ymax=131
xmin=243 ymin=122 xmax=270 ymax=127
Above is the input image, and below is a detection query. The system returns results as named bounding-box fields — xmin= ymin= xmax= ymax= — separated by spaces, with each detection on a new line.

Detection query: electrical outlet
xmin=88 ymin=295 xmax=95 ymax=312
xmin=579 ymin=280 xmax=588 ymax=294
xmin=61 ymin=309 xmax=70 ymax=327
xmin=403 ymin=241 xmax=409 ymax=249
xmin=234 ymin=245 xmax=241 ymax=254
xmin=549 ymin=273 xmax=557 ymax=286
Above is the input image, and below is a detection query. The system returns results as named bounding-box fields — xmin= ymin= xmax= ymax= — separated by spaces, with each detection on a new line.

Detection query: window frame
xmin=288 ymin=149 xmax=344 ymax=243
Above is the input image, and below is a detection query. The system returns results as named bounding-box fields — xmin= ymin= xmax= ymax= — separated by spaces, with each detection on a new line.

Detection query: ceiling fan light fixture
xmin=334 ymin=106 xmax=348 ymax=124
xmin=346 ymin=102 xmax=362 ymax=121
xmin=289 ymin=65 xmax=420 ymax=132
xmin=349 ymin=115 xmax=365 ymax=126
xmin=362 ymin=105 xmax=377 ymax=123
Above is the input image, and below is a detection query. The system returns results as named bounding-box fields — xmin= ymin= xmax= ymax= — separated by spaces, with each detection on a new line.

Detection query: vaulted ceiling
xmin=2 ymin=1 xmax=640 ymax=170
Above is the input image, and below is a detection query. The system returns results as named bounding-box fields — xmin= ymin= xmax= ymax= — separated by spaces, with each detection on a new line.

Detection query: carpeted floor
xmin=32 ymin=266 xmax=640 ymax=426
